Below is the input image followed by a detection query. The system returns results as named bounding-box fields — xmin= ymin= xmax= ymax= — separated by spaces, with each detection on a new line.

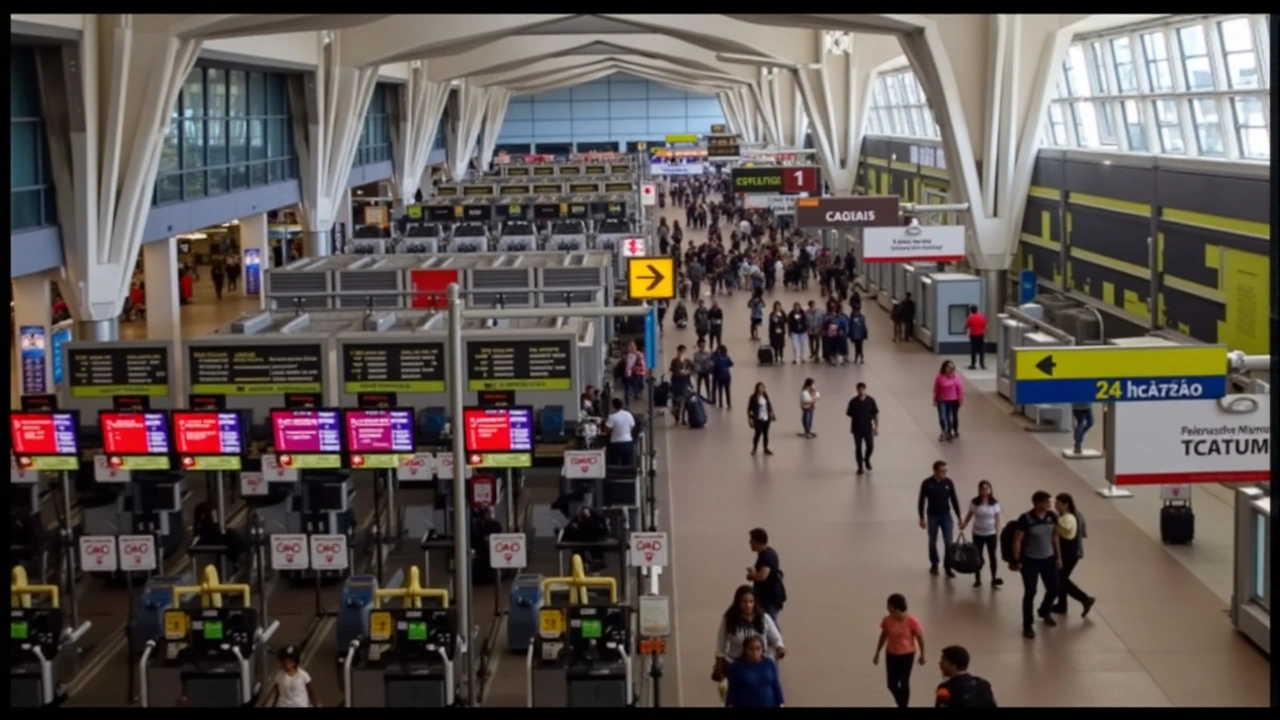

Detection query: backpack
xmin=772 ymin=568 xmax=787 ymax=607
xmin=825 ymin=320 xmax=840 ymax=338
xmin=999 ymin=517 xmax=1023 ymax=563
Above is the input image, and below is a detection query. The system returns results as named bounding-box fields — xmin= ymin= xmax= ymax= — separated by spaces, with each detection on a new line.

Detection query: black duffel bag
xmin=947 ymin=533 xmax=985 ymax=575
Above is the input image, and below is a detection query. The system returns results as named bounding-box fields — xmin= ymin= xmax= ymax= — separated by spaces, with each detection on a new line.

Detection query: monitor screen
xmin=173 ymin=412 xmax=245 ymax=455
xmin=12 ymin=620 xmax=29 ymax=640
xmin=202 ymin=620 xmax=223 ymax=640
xmin=406 ymin=621 xmax=428 ymax=642
xmin=101 ymin=411 xmax=172 ymax=455
xmin=10 ymin=412 xmax=79 ymax=456
xmin=580 ymin=618 xmax=602 ymax=639
xmin=343 ymin=409 xmax=416 ymax=453
xmin=271 ymin=410 xmax=342 ymax=454
xmin=462 ymin=406 xmax=534 ymax=454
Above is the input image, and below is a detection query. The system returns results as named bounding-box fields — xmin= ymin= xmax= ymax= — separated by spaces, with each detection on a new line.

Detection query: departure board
xmin=425 ymin=205 xmax=454 ymax=221
xmin=568 ymin=183 xmax=599 ymax=194
xmin=583 ymin=165 xmax=607 ymax=175
xmin=459 ymin=205 xmax=492 ymax=221
xmin=532 ymin=166 xmax=556 ymax=176
xmin=534 ymin=204 xmax=561 ymax=220
xmin=466 ymin=339 xmax=572 ymax=391
xmin=532 ymin=183 xmax=562 ymax=195
xmin=604 ymin=182 xmax=632 ymax=193
xmin=435 ymin=186 xmax=459 ymax=197
xmin=505 ymin=166 xmax=530 ymax=176
xmin=189 ymin=344 xmax=324 ymax=395
xmin=67 ymin=346 xmax=170 ymax=398
xmin=341 ymin=342 xmax=446 ymax=393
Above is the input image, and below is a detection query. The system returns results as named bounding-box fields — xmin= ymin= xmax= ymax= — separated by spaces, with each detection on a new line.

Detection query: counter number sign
xmin=626 ymin=257 xmax=676 ymax=300
xmin=310 ymin=534 xmax=349 ymax=570
xmin=629 ymin=531 xmax=669 ymax=568
xmin=79 ymin=535 xmax=119 ymax=572
xmin=119 ymin=535 xmax=158 ymax=572
xmin=271 ymin=533 xmax=310 ymax=570
xmin=489 ymin=532 xmax=528 ymax=569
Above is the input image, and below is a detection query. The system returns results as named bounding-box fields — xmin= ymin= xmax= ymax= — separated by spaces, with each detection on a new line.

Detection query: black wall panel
xmin=1158 ymin=223 xmax=1221 ymax=289
xmin=534 ymin=143 xmax=572 ymax=156
xmin=1022 ymin=197 xmax=1061 ymax=240
xmin=1068 ymin=206 xmax=1150 ymax=268
xmin=1161 ymin=286 xmax=1226 ymax=343
xmin=1022 ymin=244 xmax=1061 ymax=283
xmin=863 ymin=138 xmax=891 ymax=158
xmin=1063 ymin=161 xmax=1154 ymax=204
xmin=1156 ymin=169 xmax=1270 ymax=223
xmin=1030 ymin=156 xmax=1065 ymax=189
xmin=1069 ymin=255 xmax=1150 ymax=309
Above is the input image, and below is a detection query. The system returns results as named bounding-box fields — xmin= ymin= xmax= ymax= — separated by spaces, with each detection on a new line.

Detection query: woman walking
xmin=1052 ymin=493 xmax=1096 ymax=617
xmin=725 ymin=636 xmax=785 ymax=707
xmin=960 ymin=480 xmax=1004 ymax=588
xmin=713 ymin=585 xmax=786 ymax=703
xmin=747 ymin=382 xmax=777 ymax=456
xmin=932 ymin=361 xmax=963 ymax=441
xmin=767 ymin=301 xmax=787 ymax=364
xmin=713 ymin=345 xmax=735 ymax=410
xmin=849 ymin=306 xmax=869 ymax=364
xmin=799 ymin=378 xmax=819 ymax=439
xmin=787 ymin=302 xmax=808 ymax=364
xmin=872 ymin=593 xmax=926 ymax=708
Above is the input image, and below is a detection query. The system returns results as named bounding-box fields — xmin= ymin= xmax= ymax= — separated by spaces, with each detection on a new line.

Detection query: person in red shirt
xmin=964 ymin=305 xmax=987 ymax=370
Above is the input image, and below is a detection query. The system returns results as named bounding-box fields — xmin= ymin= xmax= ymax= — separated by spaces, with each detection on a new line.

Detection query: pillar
xmin=387 ymin=66 xmax=450 ymax=213
xmin=477 ymin=88 xmax=511 ymax=174
xmin=143 ymin=237 xmax=181 ymax=341
xmin=446 ymin=80 xmax=488 ymax=180
xmin=238 ymin=213 xmax=269 ymax=308
xmin=12 ymin=274 xmax=54 ymax=397
xmin=339 ymin=187 xmax=355 ymax=250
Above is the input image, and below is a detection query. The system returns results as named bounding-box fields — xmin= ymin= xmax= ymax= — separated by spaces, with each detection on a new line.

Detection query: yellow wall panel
xmin=1122 ymin=289 xmax=1147 ymax=317
xmin=1221 ymin=248 xmax=1270 ymax=355
xmin=1102 ymin=281 xmax=1116 ymax=305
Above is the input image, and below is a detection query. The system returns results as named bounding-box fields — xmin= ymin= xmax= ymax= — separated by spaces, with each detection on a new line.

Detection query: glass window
xmin=1189 ymin=98 xmax=1226 ymax=155
xmin=1232 ymin=95 xmax=1269 ymax=158
xmin=1112 ymin=37 xmax=1139 ymax=93
xmin=1088 ymin=42 xmax=1112 ymax=94
xmin=1121 ymin=100 xmax=1148 ymax=151
xmin=1152 ymin=99 xmax=1185 ymax=153
xmin=864 ymin=68 xmax=934 ymax=140
xmin=1177 ymin=26 xmax=1215 ymax=91
xmin=1218 ymin=17 xmax=1261 ymax=89
xmin=1142 ymin=32 xmax=1175 ymax=92
xmin=229 ymin=71 xmax=247 ymax=117
xmin=1047 ymin=103 xmax=1069 ymax=145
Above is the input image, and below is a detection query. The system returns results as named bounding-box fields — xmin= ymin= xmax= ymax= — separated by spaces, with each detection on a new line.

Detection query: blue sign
xmin=1018 ymin=269 xmax=1038 ymax=305
xmin=51 ymin=324 xmax=72 ymax=386
xmin=19 ymin=325 xmax=47 ymax=394
xmin=244 ymin=248 xmax=262 ymax=296
xmin=643 ymin=305 xmax=657 ymax=372
xmin=1014 ymin=375 xmax=1228 ymax=406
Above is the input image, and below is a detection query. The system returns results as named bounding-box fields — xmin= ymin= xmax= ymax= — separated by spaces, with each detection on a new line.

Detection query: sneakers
xmin=1038 ymin=611 xmax=1058 ymax=627
xmin=1082 ymin=597 xmax=1096 ymax=617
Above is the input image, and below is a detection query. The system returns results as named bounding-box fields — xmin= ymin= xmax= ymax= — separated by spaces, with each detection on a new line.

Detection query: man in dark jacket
xmin=935 ymin=646 xmax=997 ymax=708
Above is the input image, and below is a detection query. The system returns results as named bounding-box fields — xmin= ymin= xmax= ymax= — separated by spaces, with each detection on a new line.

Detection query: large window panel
xmin=1111 ymin=37 xmax=1140 ymax=93
xmin=1231 ymin=95 xmax=1269 ymax=158
xmin=865 ymin=67 xmax=938 ymax=139
xmin=1121 ymin=100 xmax=1148 ymax=151
xmin=1188 ymin=98 xmax=1226 ymax=155
xmin=1152 ymin=98 xmax=1185 ymax=153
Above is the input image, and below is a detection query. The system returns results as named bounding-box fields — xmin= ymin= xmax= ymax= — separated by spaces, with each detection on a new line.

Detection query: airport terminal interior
xmin=8 ymin=13 xmax=1274 ymax=708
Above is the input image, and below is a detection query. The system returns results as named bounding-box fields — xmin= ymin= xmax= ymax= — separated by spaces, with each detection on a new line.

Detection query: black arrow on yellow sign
xmin=1035 ymin=355 xmax=1056 ymax=377
xmin=636 ymin=264 xmax=666 ymax=292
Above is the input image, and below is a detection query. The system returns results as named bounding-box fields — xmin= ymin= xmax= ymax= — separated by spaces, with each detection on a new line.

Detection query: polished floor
xmin=654 ymin=204 xmax=1270 ymax=707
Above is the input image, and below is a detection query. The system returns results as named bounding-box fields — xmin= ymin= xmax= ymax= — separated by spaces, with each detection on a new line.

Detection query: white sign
xmin=93 ymin=454 xmax=130 ymax=483
xmin=563 ymin=450 xmax=607 ymax=479
xmin=270 ymin=533 xmax=310 ymax=570
xmin=649 ymin=162 xmax=704 ymax=176
xmin=79 ymin=535 xmax=119 ymax=572
xmin=862 ymin=223 xmax=966 ymax=263
xmin=397 ymin=453 xmax=436 ymax=482
xmin=639 ymin=595 xmax=672 ymax=637
xmin=1113 ymin=395 xmax=1270 ymax=485
xmin=118 ymin=534 xmax=158 ymax=572
xmin=436 ymin=453 xmax=471 ymax=480
xmin=1160 ymin=484 xmax=1193 ymax=502
xmin=489 ymin=532 xmax=528 ymax=569
xmin=240 ymin=471 xmax=268 ymax=496
xmin=621 ymin=237 xmax=647 ymax=257
xmin=769 ymin=195 xmax=799 ymax=213
xmin=640 ymin=183 xmax=657 ymax=206
xmin=11 ymin=455 xmax=38 ymax=485
xmin=262 ymin=453 xmax=298 ymax=483
xmin=310 ymin=534 xmax=349 ymax=571
xmin=629 ymin=532 xmax=669 ymax=568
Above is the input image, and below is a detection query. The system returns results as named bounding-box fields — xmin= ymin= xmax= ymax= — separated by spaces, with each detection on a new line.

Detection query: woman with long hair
xmin=1053 ymin=493 xmax=1096 ymax=617
xmin=713 ymin=585 xmax=786 ymax=702
xmin=960 ymin=480 xmax=1003 ymax=588
xmin=932 ymin=360 xmax=963 ymax=441
xmin=767 ymin=301 xmax=787 ymax=364
xmin=747 ymin=382 xmax=776 ymax=456
xmin=872 ymin=593 xmax=926 ymax=708
xmin=799 ymin=378 xmax=819 ymax=439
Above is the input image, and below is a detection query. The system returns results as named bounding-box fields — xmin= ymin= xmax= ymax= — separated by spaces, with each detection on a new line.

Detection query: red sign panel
xmin=410 ymin=269 xmax=460 ymax=309
xmin=781 ymin=166 xmax=819 ymax=194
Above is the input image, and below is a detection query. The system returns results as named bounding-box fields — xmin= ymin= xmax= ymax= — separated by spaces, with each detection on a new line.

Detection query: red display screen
xmin=101 ymin=411 xmax=172 ymax=455
xmin=173 ymin=412 xmax=245 ymax=455
xmin=10 ymin=412 xmax=79 ymax=456
xmin=462 ymin=406 xmax=534 ymax=454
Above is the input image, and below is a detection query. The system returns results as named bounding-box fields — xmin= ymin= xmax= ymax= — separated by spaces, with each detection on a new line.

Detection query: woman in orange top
xmin=873 ymin=593 xmax=926 ymax=708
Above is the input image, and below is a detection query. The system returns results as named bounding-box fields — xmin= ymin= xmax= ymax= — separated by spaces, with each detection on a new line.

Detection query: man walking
xmin=805 ymin=300 xmax=824 ymax=362
xmin=1010 ymin=491 xmax=1062 ymax=639
xmin=964 ymin=304 xmax=987 ymax=370
xmin=917 ymin=461 xmax=962 ymax=578
xmin=934 ymin=646 xmax=997 ymax=708
xmin=746 ymin=528 xmax=785 ymax=623
xmin=899 ymin=292 xmax=917 ymax=342
xmin=845 ymin=382 xmax=879 ymax=476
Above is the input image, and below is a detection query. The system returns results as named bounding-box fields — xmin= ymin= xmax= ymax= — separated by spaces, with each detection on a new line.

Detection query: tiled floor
xmin=654 ymin=202 xmax=1270 ymax=707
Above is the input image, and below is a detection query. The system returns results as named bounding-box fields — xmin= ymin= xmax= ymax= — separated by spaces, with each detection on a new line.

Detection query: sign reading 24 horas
xmin=189 ymin=344 xmax=324 ymax=395
xmin=467 ymin=340 xmax=572 ymax=392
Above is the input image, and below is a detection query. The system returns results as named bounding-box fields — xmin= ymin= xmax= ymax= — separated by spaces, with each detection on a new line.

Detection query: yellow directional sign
xmin=1013 ymin=345 xmax=1226 ymax=382
xmin=626 ymin=257 xmax=676 ymax=300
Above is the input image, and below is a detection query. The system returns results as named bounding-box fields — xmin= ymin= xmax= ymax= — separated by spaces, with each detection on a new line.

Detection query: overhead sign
xmin=119 ymin=534 xmax=158 ymax=572
xmin=270 ymin=533 xmax=310 ymax=569
xmin=649 ymin=162 xmax=704 ymax=177
xmin=665 ymin=134 xmax=698 ymax=144
xmin=862 ymin=223 xmax=966 ymax=263
xmin=731 ymin=166 xmax=818 ymax=195
xmin=710 ymin=124 xmax=727 ymax=134
xmin=466 ymin=340 xmax=572 ymax=391
xmin=706 ymin=135 xmax=741 ymax=158
xmin=629 ymin=532 xmax=669 ymax=568
xmin=342 ymin=342 xmax=446 ymax=394
xmin=309 ymin=534 xmax=349 ymax=571
xmin=79 ymin=535 xmax=119 ymax=572
xmin=1112 ymin=395 xmax=1270 ymax=485
xmin=796 ymin=196 xmax=900 ymax=228
xmin=66 ymin=345 xmax=170 ymax=398
xmin=1012 ymin=345 xmax=1228 ymax=405
xmin=627 ymin=257 xmax=676 ymax=300
xmin=489 ymin=533 xmax=528 ymax=569
xmin=189 ymin=344 xmax=324 ymax=395
xmin=563 ymin=450 xmax=606 ymax=479
xmin=640 ymin=184 xmax=656 ymax=206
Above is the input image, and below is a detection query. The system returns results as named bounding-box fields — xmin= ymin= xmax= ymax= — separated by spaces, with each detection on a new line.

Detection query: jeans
xmin=974 ymin=534 xmax=998 ymax=578
xmin=884 ymin=652 xmax=915 ymax=708
xmin=1072 ymin=409 xmax=1094 ymax=450
xmin=697 ymin=373 xmax=713 ymax=399
xmin=969 ymin=334 xmax=986 ymax=368
xmin=714 ymin=377 xmax=731 ymax=408
xmin=607 ymin=440 xmax=636 ymax=468
xmin=808 ymin=334 xmax=821 ymax=359
xmin=1056 ymin=554 xmax=1090 ymax=608
xmin=790 ymin=333 xmax=806 ymax=359
xmin=751 ymin=420 xmax=772 ymax=452
xmin=1020 ymin=557 xmax=1059 ymax=628
xmin=801 ymin=408 xmax=814 ymax=435
xmin=709 ymin=326 xmax=723 ymax=349
xmin=926 ymin=513 xmax=955 ymax=568
xmin=936 ymin=401 xmax=959 ymax=436
xmin=853 ymin=432 xmax=874 ymax=469
xmin=852 ymin=339 xmax=865 ymax=362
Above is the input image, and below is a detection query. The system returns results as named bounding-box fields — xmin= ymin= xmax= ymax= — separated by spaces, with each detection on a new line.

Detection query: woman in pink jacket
xmin=933 ymin=360 xmax=963 ymax=441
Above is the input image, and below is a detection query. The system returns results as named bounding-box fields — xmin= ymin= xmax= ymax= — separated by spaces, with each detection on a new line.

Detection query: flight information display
xmin=10 ymin=412 xmax=80 ymax=471
xmin=189 ymin=344 xmax=324 ymax=395
xmin=174 ymin=411 xmax=245 ymax=471
xmin=66 ymin=345 xmax=170 ymax=399
xmin=271 ymin=409 xmax=343 ymax=469
xmin=466 ymin=340 xmax=572 ymax=391
xmin=344 ymin=409 xmax=416 ymax=469
xmin=101 ymin=411 xmax=172 ymax=470
xmin=462 ymin=406 xmax=534 ymax=454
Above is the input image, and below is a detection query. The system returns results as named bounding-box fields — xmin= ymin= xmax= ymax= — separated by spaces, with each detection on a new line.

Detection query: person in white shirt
xmin=275 ymin=646 xmax=319 ymax=707
xmin=713 ymin=585 xmax=787 ymax=701
xmin=604 ymin=398 xmax=637 ymax=467
xmin=959 ymin=480 xmax=1003 ymax=588
xmin=739 ymin=218 xmax=753 ymax=238
xmin=799 ymin=378 xmax=819 ymax=439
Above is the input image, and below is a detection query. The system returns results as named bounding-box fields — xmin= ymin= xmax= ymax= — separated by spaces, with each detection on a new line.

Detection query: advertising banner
xmin=795 ymin=196 xmax=901 ymax=228
xmin=1112 ymin=395 xmax=1270 ymax=485
xmin=19 ymin=325 xmax=47 ymax=394
xmin=862 ymin=223 xmax=966 ymax=263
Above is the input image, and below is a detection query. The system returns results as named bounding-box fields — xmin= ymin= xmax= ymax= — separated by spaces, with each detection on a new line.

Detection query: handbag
xmin=947 ymin=532 xmax=985 ymax=575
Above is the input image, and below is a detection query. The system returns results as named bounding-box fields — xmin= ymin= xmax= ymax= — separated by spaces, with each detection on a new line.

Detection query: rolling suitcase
xmin=685 ymin=396 xmax=708 ymax=429
xmin=1160 ymin=501 xmax=1194 ymax=544
xmin=757 ymin=345 xmax=775 ymax=365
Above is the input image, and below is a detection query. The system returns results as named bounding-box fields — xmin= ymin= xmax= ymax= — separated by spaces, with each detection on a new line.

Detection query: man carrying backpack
xmin=934 ymin=646 xmax=997 ymax=707
xmin=1006 ymin=491 xmax=1062 ymax=639
xmin=746 ymin=528 xmax=786 ymax=623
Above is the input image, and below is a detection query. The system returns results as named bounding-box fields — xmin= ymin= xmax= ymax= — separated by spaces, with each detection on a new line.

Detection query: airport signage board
xmin=505 ymin=166 xmax=530 ymax=176
xmin=583 ymin=165 xmax=607 ymax=175
xmin=710 ymin=124 xmax=727 ymax=133
xmin=862 ymin=224 xmax=966 ymax=263
xmin=461 ymin=184 xmax=495 ymax=197
xmin=731 ymin=166 xmax=819 ymax=194
xmin=569 ymin=182 xmax=599 ymax=194
xmin=532 ymin=166 xmax=556 ymax=176
xmin=532 ymin=183 xmax=562 ymax=195
xmin=65 ymin=344 xmax=171 ymax=399
xmin=466 ymin=340 xmax=572 ymax=391
xmin=424 ymin=205 xmax=454 ymax=222
xmin=626 ymin=257 xmax=676 ymax=300
xmin=341 ymin=342 xmax=446 ymax=393
xmin=706 ymin=135 xmax=741 ymax=158
xmin=603 ymin=182 xmax=633 ymax=193
xmin=455 ymin=205 xmax=492 ymax=221
xmin=435 ymin=186 xmax=459 ymax=197
xmin=1111 ymin=395 xmax=1270 ymax=485
xmin=1012 ymin=345 xmax=1228 ymax=406
xmin=649 ymin=162 xmax=705 ymax=176
xmin=665 ymin=134 xmax=699 ymax=144
xmin=189 ymin=343 xmax=324 ymax=395
xmin=500 ymin=184 xmax=531 ymax=195
xmin=795 ymin=196 xmax=901 ymax=228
